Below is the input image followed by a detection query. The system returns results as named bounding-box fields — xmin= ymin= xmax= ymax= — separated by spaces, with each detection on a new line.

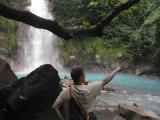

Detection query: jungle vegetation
xmin=0 ymin=0 xmax=160 ymax=73
xmin=53 ymin=0 xmax=160 ymax=72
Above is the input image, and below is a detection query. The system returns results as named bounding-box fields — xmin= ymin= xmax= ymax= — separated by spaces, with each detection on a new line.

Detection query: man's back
xmin=72 ymin=81 xmax=102 ymax=113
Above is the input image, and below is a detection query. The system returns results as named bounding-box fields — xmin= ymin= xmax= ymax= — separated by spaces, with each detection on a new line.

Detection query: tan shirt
xmin=54 ymin=81 xmax=102 ymax=113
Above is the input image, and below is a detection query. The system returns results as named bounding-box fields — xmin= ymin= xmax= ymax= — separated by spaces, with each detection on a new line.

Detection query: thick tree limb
xmin=0 ymin=3 xmax=72 ymax=39
xmin=0 ymin=0 xmax=140 ymax=39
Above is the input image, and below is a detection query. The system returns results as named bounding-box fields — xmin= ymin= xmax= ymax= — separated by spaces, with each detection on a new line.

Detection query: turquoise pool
xmin=16 ymin=71 xmax=160 ymax=114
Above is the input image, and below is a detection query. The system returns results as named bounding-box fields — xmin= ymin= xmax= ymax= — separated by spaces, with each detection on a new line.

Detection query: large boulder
xmin=0 ymin=59 xmax=17 ymax=88
xmin=119 ymin=103 xmax=160 ymax=120
xmin=0 ymin=64 xmax=62 ymax=120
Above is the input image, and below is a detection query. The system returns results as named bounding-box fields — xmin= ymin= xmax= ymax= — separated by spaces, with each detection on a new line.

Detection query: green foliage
xmin=0 ymin=16 xmax=17 ymax=55
xmin=125 ymin=2 xmax=160 ymax=64
xmin=0 ymin=0 xmax=25 ymax=9
xmin=52 ymin=0 xmax=82 ymax=26
xmin=7 ymin=33 xmax=17 ymax=55
xmin=87 ymin=2 xmax=98 ymax=8
xmin=0 ymin=16 xmax=17 ymax=32
xmin=59 ymin=37 xmax=107 ymax=65
xmin=103 ymin=23 xmax=133 ymax=42
xmin=59 ymin=36 xmax=126 ymax=66
xmin=126 ymin=30 xmax=153 ymax=63
xmin=118 ymin=0 xmax=128 ymax=3
xmin=54 ymin=0 xmax=160 ymax=69
xmin=143 ymin=7 xmax=160 ymax=26
xmin=0 ymin=0 xmax=25 ymax=56
xmin=53 ymin=0 xmax=123 ymax=26
xmin=81 ymin=16 xmax=91 ymax=27
xmin=123 ymin=6 xmax=138 ymax=15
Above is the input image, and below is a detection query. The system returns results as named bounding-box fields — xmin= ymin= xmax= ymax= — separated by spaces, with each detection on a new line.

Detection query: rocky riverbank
xmin=94 ymin=102 xmax=160 ymax=120
xmin=0 ymin=58 xmax=160 ymax=120
xmin=64 ymin=54 xmax=160 ymax=80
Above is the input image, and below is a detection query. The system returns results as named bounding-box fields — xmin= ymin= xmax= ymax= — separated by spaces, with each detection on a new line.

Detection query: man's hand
xmin=115 ymin=66 xmax=122 ymax=72
xmin=102 ymin=66 xmax=121 ymax=87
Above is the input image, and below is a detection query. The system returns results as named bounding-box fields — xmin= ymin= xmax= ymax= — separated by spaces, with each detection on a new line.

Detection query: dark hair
xmin=71 ymin=67 xmax=84 ymax=84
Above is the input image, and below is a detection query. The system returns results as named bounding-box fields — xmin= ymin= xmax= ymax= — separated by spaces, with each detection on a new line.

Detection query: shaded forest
xmin=53 ymin=0 xmax=160 ymax=73
xmin=0 ymin=0 xmax=25 ymax=57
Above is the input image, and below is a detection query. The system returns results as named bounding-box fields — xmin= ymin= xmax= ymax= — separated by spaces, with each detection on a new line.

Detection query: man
xmin=52 ymin=66 xmax=121 ymax=120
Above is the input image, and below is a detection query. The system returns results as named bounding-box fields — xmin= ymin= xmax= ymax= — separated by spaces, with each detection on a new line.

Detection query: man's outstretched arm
xmin=102 ymin=66 xmax=121 ymax=87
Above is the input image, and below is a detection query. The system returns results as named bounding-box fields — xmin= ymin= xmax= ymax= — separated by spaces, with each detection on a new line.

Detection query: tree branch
xmin=0 ymin=0 xmax=140 ymax=40
xmin=69 ymin=0 xmax=141 ymax=37
xmin=0 ymin=3 xmax=72 ymax=39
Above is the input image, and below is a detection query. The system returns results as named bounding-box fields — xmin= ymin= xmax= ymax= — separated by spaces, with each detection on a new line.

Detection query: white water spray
xmin=18 ymin=0 xmax=62 ymax=72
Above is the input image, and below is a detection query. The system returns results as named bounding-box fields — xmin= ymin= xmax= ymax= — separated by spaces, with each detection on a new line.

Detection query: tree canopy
xmin=0 ymin=0 xmax=140 ymax=39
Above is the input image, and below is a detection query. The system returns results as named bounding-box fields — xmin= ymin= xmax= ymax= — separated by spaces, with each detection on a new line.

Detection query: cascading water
xmin=15 ymin=0 xmax=63 ymax=72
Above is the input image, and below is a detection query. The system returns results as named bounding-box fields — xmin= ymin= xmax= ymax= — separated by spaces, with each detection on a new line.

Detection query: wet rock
xmin=0 ymin=64 xmax=62 ymax=120
xmin=94 ymin=104 xmax=119 ymax=120
xmin=119 ymin=103 xmax=160 ymax=120
xmin=0 ymin=58 xmax=17 ymax=88
xmin=113 ymin=115 xmax=125 ymax=120
xmin=95 ymin=103 xmax=160 ymax=120
xmin=94 ymin=108 xmax=116 ymax=120
xmin=135 ymin=69 xmax=145 ymax=75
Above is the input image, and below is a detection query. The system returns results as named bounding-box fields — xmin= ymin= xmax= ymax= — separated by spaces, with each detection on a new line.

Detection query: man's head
xmin=71 ymin=67 xmax=85 ymax=85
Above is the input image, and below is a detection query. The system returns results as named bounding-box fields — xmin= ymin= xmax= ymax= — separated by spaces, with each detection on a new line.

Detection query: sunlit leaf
xmin=87 ymin=2 xmax=98 ymax=8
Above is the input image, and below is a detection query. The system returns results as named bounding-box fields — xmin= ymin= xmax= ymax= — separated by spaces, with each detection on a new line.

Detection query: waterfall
xmin=14 ymin=0 xmax=63 ymax=72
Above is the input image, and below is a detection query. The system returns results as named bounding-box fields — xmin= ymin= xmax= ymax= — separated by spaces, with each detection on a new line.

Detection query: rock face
xmin=0 ymin=64 xmax=62 ymax=120
xmin=0 ymin=59 xmax=17 ymax=88
xmin=94 ymin=103 xmax=160 ymax=120
xmin=118 ymin=103 xmax=160 ymax=120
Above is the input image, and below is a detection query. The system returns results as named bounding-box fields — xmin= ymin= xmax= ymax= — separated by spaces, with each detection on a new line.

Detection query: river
xmin=16 ymin=71 xmax=160 ymax=114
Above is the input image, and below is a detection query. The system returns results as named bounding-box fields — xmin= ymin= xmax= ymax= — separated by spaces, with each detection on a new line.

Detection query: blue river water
xmin=16 ymin=71 xmax=160 ymax=114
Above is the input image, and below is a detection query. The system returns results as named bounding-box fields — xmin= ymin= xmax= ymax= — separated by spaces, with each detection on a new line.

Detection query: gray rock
xmin=113 ymin=115 xmax=125 ymax=120
xmin=95 ymin=103 xmax=160 ymax=120
xmin=119 ymin=103 xmax=160 ymax=120
xmin=0 ymin=58 xmax=17 ymax=88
